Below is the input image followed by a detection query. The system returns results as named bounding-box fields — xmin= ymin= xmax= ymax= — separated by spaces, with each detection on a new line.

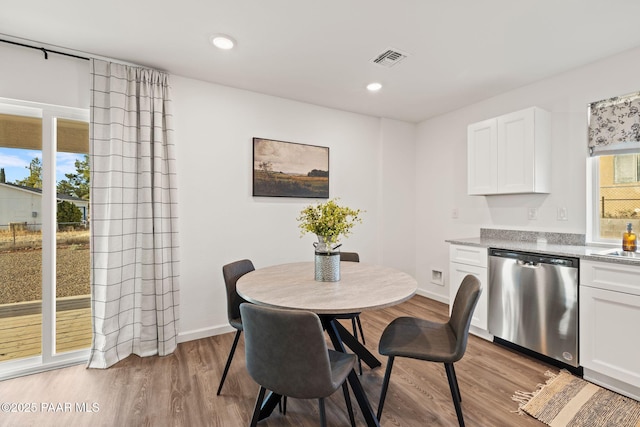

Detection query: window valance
xmin=588 ymin=91 xmax=640 ymax=156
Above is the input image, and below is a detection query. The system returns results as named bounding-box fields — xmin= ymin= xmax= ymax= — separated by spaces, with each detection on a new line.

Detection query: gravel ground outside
xmin=0 ymin=231 xmax=90 ymax=304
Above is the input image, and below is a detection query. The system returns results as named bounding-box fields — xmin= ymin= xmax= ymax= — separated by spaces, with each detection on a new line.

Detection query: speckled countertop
xmin=446 ymin=228 xmax=640 ymax=266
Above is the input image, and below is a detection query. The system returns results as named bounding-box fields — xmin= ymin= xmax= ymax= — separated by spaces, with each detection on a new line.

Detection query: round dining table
xmin=236 ymin=261 xmax=418 ymax=427
xmin=236 ymin=261 xmax=417 ymax=313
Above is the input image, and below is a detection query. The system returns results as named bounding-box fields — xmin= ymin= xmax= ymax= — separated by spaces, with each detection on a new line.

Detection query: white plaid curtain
xmin=87 ymin=59 xmax=180 ymax=369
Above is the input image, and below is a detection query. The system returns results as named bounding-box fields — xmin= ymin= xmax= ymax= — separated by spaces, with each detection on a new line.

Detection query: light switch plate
xmin=528 ymin=207 xmax=538 ymax=220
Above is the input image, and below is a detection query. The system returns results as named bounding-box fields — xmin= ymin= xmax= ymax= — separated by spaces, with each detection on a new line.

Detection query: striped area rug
xmin=513 ymin=370 xmax=640 ymax=427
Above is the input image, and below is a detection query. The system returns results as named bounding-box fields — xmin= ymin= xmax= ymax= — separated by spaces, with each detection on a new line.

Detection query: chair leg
xmin=250 ymin=386 xmax=266 ymax=427
xmin=282 ymin=396 xmax=287 ymax=415
xmin=448 ymin=363 xmax=462 ymax=402
xmin=217 ymin=330 xmax=241 ymax=395
xmin=445 ymin=363 xmax=465 ymax=427
xmin=356 ymin=315 xmax=365 ymax=345
xmin=342 ymin=381 xmax=356 ymax=427
xmin=318 ymin=397 xmax=327 ymax=427
xmin=351 ymin=318 xmax=363 ymax=375
xmin=376 ymin=356 xmax=395 ymax=420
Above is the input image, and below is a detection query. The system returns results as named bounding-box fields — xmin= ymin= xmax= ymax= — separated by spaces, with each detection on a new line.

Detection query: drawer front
xmin=581 ymin=261 xmax=640 ymax=296
xmin=449 ymin=244 xmax=488 ymax=268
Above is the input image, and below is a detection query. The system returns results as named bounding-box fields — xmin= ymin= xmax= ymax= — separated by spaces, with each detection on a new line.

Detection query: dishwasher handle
xmin=489 ymin=248 xmax=579 ymax=268
xmin=516 ymin=259 xmax=539 ymax=268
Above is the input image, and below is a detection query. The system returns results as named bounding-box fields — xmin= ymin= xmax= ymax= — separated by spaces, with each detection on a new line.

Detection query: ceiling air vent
xmin=371 ymin=48 xmax=409 ymax=68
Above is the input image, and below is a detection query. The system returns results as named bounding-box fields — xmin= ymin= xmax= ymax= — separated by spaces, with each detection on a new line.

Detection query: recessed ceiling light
xmin=367 ymin=82 xmax=382 ymax=92
xmin=211 ymin=34 xmax=236 ymax=50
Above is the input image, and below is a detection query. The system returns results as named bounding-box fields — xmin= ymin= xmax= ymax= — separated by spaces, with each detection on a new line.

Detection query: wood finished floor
xmin=0 ymin=295 xmax=550 ymax=426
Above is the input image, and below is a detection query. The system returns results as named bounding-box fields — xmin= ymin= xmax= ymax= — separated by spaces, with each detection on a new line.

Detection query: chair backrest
xmin=222 ymin=259 xmax=255 ymax=323
xmin=448 ymin=275 xmax=482 ymax=360
xmin=340 ymin=252 xmax=360 ymax=262
xmin=240 ymin=303 xmax=337 ymax=399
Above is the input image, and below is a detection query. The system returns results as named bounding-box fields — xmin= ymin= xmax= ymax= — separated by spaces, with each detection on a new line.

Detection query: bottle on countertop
xmin=622 ymin=222 xmax=637 ymax=252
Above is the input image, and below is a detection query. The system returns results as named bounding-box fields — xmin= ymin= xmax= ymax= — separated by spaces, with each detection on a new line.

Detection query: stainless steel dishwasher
xmin=488 ymin=249 xmax=579 ymax=368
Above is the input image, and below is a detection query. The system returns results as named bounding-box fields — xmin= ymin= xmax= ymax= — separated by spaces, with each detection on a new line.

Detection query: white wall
xmin=416 ymin=45 xmax=640 ymax=301
xmin=5 ymin=37 xmax=640 ymax=338
xmin=172 ymin=77 xmax=417 ymax=340
xmin=0 ymin=41 xmax=419 ymax=343
xmin=0 ymin=43 xmax=89 ymax=109
xmin=379 ymin=118 xmax=416 ymax=276
xmin=1 ymin=41 xmax=418 ymax=342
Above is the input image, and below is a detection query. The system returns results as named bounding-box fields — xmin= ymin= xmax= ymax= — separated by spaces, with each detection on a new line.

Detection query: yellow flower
xmin=297 ymin=199 xmax=363 ymax=247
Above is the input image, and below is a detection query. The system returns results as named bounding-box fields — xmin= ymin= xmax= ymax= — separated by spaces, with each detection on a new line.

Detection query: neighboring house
xmin=0 ymin=182 xmax=88 ymax=230
xmin=599 ymin=154 xmax=640 ymax=217
xmin=597 ymin=155 xmax=640 ymax=238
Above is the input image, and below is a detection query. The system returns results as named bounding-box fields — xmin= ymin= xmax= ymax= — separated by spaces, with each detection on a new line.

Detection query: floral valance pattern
xmin=588 ymin=92 xmax=640 ymax=155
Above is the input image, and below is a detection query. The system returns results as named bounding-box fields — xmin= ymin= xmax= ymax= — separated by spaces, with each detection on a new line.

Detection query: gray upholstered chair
xmin=335 ymin=252 xmax=366 ymax=373
xmin=376 ymin=274 xmax=481 ymax=427
xmin=339 ymin=251 xmax=360 ymax=263
xmin=216 ymin=259 xmax=255 ymax=395
xmin=241 ymin=303 xmax=356 ymax=427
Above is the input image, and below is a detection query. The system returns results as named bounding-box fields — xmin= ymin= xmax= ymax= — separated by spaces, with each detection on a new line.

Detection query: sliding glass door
xmin=0 ymin=98 xmax=90 ymax=378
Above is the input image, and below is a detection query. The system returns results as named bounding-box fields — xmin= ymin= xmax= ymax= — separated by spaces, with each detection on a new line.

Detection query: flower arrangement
xmin=297 ymin=198 xmax=363 ymax=250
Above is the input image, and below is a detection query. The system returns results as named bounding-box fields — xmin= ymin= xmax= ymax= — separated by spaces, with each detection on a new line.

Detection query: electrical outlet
xmin=557 ymin=207 xmax=568 ymax=221
xmin=451 ymin=208 xmax=459 ymax=219
xmin=528 ymin=207 xmax=538 ymax=220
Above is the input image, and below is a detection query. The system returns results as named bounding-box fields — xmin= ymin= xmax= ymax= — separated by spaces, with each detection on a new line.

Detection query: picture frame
xmin=253 ymin=137 xmax=329 ymax=198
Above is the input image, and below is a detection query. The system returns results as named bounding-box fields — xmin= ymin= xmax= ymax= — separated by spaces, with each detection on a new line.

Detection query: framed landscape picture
xmin=253 ymin=137 xmax=329 ymax=198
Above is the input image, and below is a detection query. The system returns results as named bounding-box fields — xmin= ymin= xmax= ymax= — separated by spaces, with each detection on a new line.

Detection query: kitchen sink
xmin=597 ymin=249 xmax=640 ymax=258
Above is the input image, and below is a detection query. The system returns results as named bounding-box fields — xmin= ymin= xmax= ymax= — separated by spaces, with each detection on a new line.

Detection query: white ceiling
xmin=3 ymin=0 xmax=640 ymax=123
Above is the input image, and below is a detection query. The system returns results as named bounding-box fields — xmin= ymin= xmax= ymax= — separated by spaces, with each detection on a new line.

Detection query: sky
xmin=0 ymin=147 xmax=84 ymax=184
xmin=253 ymin=138 xmax=329 ymax=175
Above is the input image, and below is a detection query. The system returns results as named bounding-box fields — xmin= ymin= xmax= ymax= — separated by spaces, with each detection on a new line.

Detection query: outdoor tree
xmin=0 ymin=168 xmax=5 ymax=183
xmin=307 ymin=169 xmax=328 ymax=177
xmin=258 ymin=161 xmax=273 ymax=176
xmin=57 ymin=155 xmax=90 ymax=199
xmin=57 ymin=200 xmax=82 ymax=226
xmin=15 ymin=157 xmax=43 ymax=188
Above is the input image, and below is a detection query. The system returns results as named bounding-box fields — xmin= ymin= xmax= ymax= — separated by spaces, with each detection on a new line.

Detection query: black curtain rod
xmin=0 ymin=38 xmax=90 ymax=61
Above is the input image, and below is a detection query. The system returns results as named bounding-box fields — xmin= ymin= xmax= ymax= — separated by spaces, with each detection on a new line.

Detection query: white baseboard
xmin=583 ymin=368 xmax=640 ymax=401
xmin=178 ymin=324 xmax=234 ymax=344
xmin=415 ymin=288 xmax=449 ymax=305
xmin=469 ymin=326 xmax=494 ymax=342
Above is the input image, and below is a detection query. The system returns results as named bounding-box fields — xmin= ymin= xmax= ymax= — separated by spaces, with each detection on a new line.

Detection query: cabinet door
xmin=496 ymin=108 xmax=535 ymax=194
xmin=467 ymin=118 xmax=497 ymax=195
xmin=580 ymin=286 xmax=640 ymax=387
xmin=449 ymin=262 xmax=488 ymax=331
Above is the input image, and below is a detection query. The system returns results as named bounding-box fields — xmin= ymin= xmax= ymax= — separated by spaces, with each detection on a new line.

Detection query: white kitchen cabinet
xmin=449 ymin=244 xmax=491 ymax=341
xmin=467 ymin=118 xmax=497 ymax=195
xmin=467 ymin=107 xmax=550 ymax=195
xmin=580 ymin=260 xmax=640 ymax=400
